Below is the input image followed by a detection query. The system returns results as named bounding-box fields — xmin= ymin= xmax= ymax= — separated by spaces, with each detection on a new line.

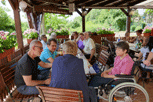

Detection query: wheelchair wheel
xmin=109 ymin=82 xmax=149 ymax=102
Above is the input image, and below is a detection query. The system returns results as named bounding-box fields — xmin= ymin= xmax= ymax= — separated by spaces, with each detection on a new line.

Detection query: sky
xmin=0 ymin=0 xmax=145 ymax=22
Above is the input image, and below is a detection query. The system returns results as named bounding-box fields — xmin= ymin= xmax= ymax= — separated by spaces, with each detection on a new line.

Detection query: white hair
xmin=29 ymin=40 xmax=41 ymax=49
xmin=50 ymin=32 xmax=57 ymax=39
xmin=63 ymin=41 xmax=78 ymax=55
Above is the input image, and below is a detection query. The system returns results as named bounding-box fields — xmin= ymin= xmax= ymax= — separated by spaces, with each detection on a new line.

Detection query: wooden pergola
xmin=8 ymin=0 xmax=149 ymax=55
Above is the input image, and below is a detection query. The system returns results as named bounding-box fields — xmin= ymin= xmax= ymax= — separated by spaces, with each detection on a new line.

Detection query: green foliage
xmin=96 ymin=29 xmax=114 ymax=34
xmin=143 ymin=29 xmax=151 ymax=33
xmin=135 ymin=26 xmax=142 ymax=31
xmin=131 ymin=25 xmax=136 ymax=31
xmin=44 ymin=13 xmax=68 ymax=32
xmin=0 ymin=7 xmax=15 ymax=33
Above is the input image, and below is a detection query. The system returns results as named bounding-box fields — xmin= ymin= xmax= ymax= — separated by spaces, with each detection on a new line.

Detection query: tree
xmin=0 ymin=6 xmax=15 ymax=33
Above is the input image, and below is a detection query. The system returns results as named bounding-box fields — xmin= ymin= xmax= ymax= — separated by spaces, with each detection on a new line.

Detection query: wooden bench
xmin=98 ymin=50 xmax=110 ymax=72
xmin=36 ymin=86 xmax=83 ymax=102
xmin=0 ymin=48 xmax=39 ymax=102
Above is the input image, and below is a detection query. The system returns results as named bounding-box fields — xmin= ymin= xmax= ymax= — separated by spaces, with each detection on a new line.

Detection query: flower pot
xmin=27 ymin=38 xmax=38 ymax=44
xmin=143 ymin=33 xmax=151 ymax=36
xmin=57 ymin=35 xmax=69 ymax=39
xmin=0 ymin=47 xmax=15 ymax=61
xmin=100 ymin=34 xmax=115 ymax=37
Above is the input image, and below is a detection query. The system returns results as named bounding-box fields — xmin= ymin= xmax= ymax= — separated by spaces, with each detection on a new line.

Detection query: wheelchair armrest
xmin=115 ymin=74 xmax=134 ymax=78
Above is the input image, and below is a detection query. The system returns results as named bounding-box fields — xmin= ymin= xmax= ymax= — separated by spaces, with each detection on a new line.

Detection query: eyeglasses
xmin=35 ymin=46 xmax=43 ymax=50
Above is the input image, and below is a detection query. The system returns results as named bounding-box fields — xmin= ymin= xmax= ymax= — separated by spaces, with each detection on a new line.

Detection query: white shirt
xmin=83 ymin=38 xmax=95 ymax=54
xmin=41 ymin=40 xmax=47 ymax=50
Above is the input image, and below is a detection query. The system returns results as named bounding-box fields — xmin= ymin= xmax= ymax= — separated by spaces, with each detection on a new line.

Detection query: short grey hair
xmin=63 ymin=41 xmax=78 ymax=55
xmin=50 ymin=32 xmax=57 ymax=39
xmin=29 ymin=40 xmax=41 ymax=49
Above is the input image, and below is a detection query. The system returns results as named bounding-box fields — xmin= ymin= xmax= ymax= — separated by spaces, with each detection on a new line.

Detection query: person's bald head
xmin=29 ymin=40 xmax=42 ymax=49
xmin=29 ymin=40 xmax=43 ymax=56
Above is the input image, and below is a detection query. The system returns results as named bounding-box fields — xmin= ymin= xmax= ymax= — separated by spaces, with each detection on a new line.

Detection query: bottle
xmin=117 ymin=35 xmax=120 ymax=42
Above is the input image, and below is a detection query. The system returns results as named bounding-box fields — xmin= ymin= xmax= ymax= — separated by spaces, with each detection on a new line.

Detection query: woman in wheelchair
xmin=89 ymin=41 xmax=134 ymax=87
xmin=135 ymin=36 xmax=153 ymax=79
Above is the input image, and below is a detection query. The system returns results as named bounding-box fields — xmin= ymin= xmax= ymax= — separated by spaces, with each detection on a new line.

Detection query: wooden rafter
xmin=8 ymin=0 xmax=15 ymax=10
xmin=34 ymin=5 xmax=72 ymax=15
xmin=75 ymin=8 xmax=82 ymax=16
xmin=35 ymin=0 xmax=64 ymax=6
xmin=120 ymin=8 xmax=129 ymax=16
xmin=93 ymin=0 xmax=118 ymax=6
xmin=128 ymin=0 xmax=146 ymax=6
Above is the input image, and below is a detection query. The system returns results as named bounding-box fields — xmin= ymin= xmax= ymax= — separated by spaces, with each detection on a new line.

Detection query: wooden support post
xmin=13 ymin=5 xmax=24 ymax=55
xmin=126 ymin=7 xmax=131 ymax=37
xmin=82 ymin=15 xmax=85 ymax=32
xmin=120 ymin=7 xmax=131 ymax=37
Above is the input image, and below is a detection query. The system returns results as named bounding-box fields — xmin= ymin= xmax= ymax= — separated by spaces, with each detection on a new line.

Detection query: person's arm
xmin=101 ymin=67 xmax=113 ymax=77
xmin=47 ymin=57 xmax=54 ymax=63
xmin=38 ymin=61 xmax=52 ymax=68
xmin=128 ymin=37 xmax=136 ymax=43
xmin=88 ymin=48 xmax=95 ymax=62
xmin=143 ymin=52 xmax=153 ymax=66
xmin=22 ymin=75 xmax=51 ymax=86
xmin=134 ymin=52 xmax=143 ymax=60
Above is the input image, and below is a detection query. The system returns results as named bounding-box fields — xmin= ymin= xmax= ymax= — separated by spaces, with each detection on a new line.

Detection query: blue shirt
xmin=49 ymin=54 xmax=89 ymax=102
xmin=38 ymin=47 xmax=57 ymax=70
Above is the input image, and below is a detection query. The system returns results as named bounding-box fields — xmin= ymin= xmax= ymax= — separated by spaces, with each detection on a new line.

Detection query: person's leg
xmin=88 ymin=74 xmax=113 ymax=87
xmin=88 ymin=86 xmax=97 ymax=102
xmin=17 ymin=85 xmax=39 ymax=95
xmin=37 ymin=69 xmax=51 ymax=80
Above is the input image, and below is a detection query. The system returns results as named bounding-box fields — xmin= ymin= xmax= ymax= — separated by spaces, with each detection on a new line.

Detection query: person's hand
xmin=101 ymin=71 xmax=107 ymax=77
xmin=44 ymin=78 xmax=51 ymax=85
xmin=87 ymin=58 xmax=91 ymax=62
xmin=143 ymin=60 xmax=151 ymax=66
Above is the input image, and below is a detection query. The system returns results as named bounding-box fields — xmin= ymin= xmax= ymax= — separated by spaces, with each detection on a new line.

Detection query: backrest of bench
xmin=0 ymin=71 xmax=8 ymax=102
xmin=36 ymin=86 xmax=84 ymax=102
xmin=98 ymin=50 xmax=110 ymax=66
xmin=100 ymin=45 xmax=109 ymax=52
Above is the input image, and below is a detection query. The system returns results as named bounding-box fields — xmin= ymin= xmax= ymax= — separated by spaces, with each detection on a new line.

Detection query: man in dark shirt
xmin=49 ymin=41 xmax=97 ymax=102
xmin=15 ymin=40 xmax=52 ymax=95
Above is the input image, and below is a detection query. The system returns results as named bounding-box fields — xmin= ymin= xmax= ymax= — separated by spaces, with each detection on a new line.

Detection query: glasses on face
xmin=35 ymin=46 xmax=43 ymax=50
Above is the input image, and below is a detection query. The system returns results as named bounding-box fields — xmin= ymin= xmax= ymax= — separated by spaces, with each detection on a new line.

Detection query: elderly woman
xmin=49 ymin=41 xmax=96 ymax=102
xmin=83 ymin=32 xmax=96 ymax=65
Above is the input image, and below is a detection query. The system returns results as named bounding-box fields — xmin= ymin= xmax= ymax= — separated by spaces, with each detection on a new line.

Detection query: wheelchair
xmin=88 ymin=61 xmax=150 ymax=102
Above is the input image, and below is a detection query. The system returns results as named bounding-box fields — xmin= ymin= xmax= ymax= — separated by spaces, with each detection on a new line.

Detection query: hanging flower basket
xmin=56 ymin=35 xmax=69 ymax=39
xmin=0 ymin=47 xmax=15 ymax=61
xmin=143 ymin=33 xmax=151 ymax=36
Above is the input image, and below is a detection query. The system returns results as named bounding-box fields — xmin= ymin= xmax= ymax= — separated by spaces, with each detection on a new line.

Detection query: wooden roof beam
xmin=34 ymin=5 xmax=72 ymax=15
xmin=8 ymin=0 xmax=15 ymax=10
xmin=128 ymin=0 xmax=146 ymax=6
xmin=93 ymin=0 xmax=119 ymax=6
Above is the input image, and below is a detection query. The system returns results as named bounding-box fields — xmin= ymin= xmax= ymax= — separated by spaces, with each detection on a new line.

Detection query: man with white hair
xmin=83 ymin=32 xmax=96 ymax=65
xmin=41 ymin=34 xmax=47 ymax=50
xmin=49 ymin=41 xmax=97 ymax=102
xmin=14 ymin=40 xmax=52 ymax=95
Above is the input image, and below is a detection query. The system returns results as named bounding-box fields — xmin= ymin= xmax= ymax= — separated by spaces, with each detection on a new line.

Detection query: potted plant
xmin=96 ymin=28 xmax=115 ymax=37
xmin=55 ymin=28 xmax=69 ymax=38
xmin=0 ymin=31 xmax=17 ymax=61
xmin=142 ymin=26 xmax=151 ymax=36
xmin=23 ymin=29 xmax=39 ymax=44
xmin=47 ymin=28 xmax=56 ymax=36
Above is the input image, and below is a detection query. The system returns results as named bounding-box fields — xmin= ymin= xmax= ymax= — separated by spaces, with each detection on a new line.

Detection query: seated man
xmin=89 ymin=41 xmax=134 ymax=87
xmin=50 ymin=32 xmax=60 ymax=51
xmin=14 ymin=40 xmax=52 ymax=95
xmin=83 ymin=32 xmax=96 ymax=65
xmin=49 ymin=41 xmax=96 ymax=102
xmin=38 ymin=38 xmax=57 ymax=80
xmin=40 ymin=34 xmax=47 ymax=50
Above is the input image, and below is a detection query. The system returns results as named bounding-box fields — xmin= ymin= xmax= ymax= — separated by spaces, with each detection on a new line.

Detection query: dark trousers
xmin=85 ymin=54 xmax=96 ymax=65
xmin=88 ymin=73 xmax=113 ymax=87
